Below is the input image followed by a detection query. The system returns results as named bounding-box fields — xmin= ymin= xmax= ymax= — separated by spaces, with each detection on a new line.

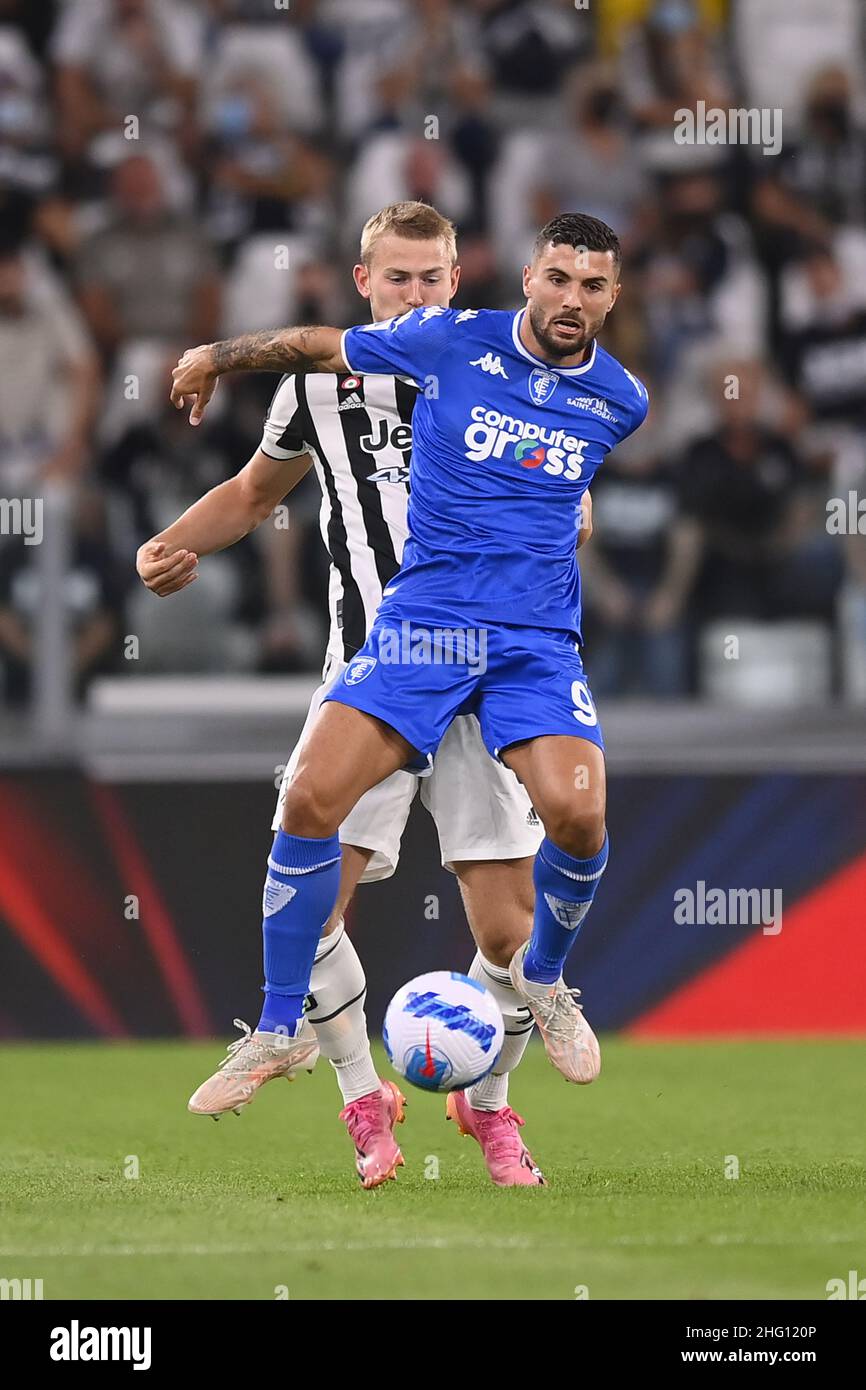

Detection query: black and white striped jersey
xmin=259 ymin=371 xmax=418 ymax=662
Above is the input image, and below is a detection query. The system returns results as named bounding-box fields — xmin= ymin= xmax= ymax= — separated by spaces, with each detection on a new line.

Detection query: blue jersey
xmin=341 ymin=306 xmax=648 ymax=637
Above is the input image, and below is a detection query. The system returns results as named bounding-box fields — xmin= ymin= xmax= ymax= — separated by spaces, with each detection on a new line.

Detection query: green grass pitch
xmin=1 ymin=1038 xmax=863 ymax=1300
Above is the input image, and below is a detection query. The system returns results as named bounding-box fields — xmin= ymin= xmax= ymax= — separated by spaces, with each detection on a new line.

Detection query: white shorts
xmin=272 ymin=656 xmax=544 ymax=882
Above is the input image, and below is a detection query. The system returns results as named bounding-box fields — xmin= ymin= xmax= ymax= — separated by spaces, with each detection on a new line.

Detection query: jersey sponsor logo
xmin=515 ymin=438 xmax=545 ymax=468
xmin=340 ymin=376 xmax=362 ymax=390
xmin=566 ymin=395 xmax=620 ymax=423
xmin=470 ymin=352 xmax=509 ymax=379
xmin=366 ymin=464 xmax=410 ymax=484
xmin=529 ymin=367 xmax=559 ymax=405
xmin=403 ymin=990 xmax=499 ymax=1052
xmin=543 ymin=893 xmax=592 ymax=931
xmin=263 ymin=874 xmax=297 ymax=918
xmin=359 ymin=418 xmax=413 ymax=455
xmin=345 ymin=655 xmax=377 ymax=685
xmin=464 ymin=405 xmax=589 ymax=480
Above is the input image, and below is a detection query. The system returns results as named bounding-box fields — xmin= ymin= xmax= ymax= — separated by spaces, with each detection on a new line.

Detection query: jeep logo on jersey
xmin=345 ymin=656 xmax=377 ymax=685
xmin=359 ymin=419 xmax=413 ymax=455
xmin=464 ymin=405 xmax=589 ymax=480
xmin=529 ymin=367 xmax=559 ymax=405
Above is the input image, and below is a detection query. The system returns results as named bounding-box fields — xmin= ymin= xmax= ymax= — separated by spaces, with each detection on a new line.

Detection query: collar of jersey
xmin=510 ymin=309 xmax=597 ymax=376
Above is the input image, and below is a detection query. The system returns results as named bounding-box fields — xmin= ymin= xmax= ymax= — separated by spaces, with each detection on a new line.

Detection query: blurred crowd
xmin=1 ymin=0 xmax=865 ymax=704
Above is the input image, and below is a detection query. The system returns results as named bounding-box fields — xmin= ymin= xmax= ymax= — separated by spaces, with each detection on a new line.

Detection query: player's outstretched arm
xmin=170 ymin=327 xmax=347 ymax=425
xmin=136 ymin=448 xmax=312 ymax=597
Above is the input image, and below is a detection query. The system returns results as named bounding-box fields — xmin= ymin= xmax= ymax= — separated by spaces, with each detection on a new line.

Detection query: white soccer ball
xmin=383 ymin=970 xmax=505 ymax=1093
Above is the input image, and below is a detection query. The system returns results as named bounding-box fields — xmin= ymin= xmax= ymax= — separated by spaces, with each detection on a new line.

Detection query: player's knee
xmin=542 ymin=794 xmax=606 ymax=860
xmin=281 ymin=774 xmax=340 ymax=839
xmin=474 ymin=922 xmax=528 ymax=968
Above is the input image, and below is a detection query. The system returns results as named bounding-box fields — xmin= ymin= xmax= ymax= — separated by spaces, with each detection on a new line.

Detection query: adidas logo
xmin=470 ymin=352 xmax=508 ymax=379
xmin=526 ymin=807 xmax=541 ymax=827
xmin=337 ymin=393 xmax=364 ymax=412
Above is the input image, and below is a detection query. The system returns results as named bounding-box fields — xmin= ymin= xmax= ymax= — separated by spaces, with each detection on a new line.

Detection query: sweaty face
xmin=523 ymin=244 xmax=620 ymax=361
xmin=355 ymin=234 xmax=459 ymax=322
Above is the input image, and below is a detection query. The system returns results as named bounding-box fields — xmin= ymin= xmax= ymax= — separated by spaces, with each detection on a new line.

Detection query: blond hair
xmin=360 ymin=201 xmax=458 ymax=267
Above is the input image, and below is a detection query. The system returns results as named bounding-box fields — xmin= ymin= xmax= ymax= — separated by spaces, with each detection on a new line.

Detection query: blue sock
xmin=257 ymin=829 xmax=341 ymax=1034
xmin=523 ymin=832 xmax=609 ymax=984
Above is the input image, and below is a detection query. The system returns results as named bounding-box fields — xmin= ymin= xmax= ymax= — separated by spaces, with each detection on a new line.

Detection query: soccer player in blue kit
xmin=171 ymin=214 xmax=648 ymax=1111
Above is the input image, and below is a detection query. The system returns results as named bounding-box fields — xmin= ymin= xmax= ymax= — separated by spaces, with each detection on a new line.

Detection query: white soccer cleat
xmin=509 ymin=942 xmax=601 ymax=1084
xmin=188 ymin=1017 xmax=319 ymax=1117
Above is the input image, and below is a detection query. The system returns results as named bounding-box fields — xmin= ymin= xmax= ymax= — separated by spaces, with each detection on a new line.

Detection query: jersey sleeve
xmin=259 ymin=375 xmax=311 ymax=459
xmin=340 ymin=306 xmax=459 ymax=382
xmin=620 ymin=369 xmax=650 ymax=439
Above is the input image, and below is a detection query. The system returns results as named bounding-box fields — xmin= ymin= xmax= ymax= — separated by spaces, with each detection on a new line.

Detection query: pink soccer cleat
xmin=340 ymin=1080 xmax=407 ymax=1189
xmin=446 ymin=1090 xmax=546 ymax=1187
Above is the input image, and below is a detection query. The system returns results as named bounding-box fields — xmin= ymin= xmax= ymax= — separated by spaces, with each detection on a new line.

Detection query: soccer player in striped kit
xmin=142 ymin=204 xmax=599 ymax=1188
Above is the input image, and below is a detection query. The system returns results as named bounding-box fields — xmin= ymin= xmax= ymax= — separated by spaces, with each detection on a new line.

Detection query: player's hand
xmin=136 ymin=540 xmax=198 ymax=597
xmin=171 ymin=344 xmax=219 ymax=425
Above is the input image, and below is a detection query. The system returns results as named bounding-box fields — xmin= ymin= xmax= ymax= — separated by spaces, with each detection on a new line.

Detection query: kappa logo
xmin=263 ymin=874 xmax=297 ymax=917
xmin=470 ymin=352 xmax=509 ymax=379
xmin=345 ymin=656 xmax=377 ymax=685
xmin=529 ymin=367 xmax=559 ymax=405
xmin=361 ymin=309 xmax=414 ymax=333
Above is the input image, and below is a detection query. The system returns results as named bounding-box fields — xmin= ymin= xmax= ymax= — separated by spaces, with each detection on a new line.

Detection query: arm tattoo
xmin=211 ymin=327 xmax=326 ymax=375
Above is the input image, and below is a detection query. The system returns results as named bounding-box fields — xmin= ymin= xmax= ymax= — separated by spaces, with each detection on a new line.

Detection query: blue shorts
xmin=324 ymin=616 xmax=604 ymax=765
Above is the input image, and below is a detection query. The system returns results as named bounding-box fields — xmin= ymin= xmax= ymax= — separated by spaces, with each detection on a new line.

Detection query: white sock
xmin=306 ymin=922 xmax=380 ymax=1104
xmin=465 ymin=951 xmax=534 ymax=1112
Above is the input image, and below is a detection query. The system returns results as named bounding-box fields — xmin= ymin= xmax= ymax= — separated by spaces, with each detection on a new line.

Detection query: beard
xmin=528 ymin=301 xmax=600 ymax=360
